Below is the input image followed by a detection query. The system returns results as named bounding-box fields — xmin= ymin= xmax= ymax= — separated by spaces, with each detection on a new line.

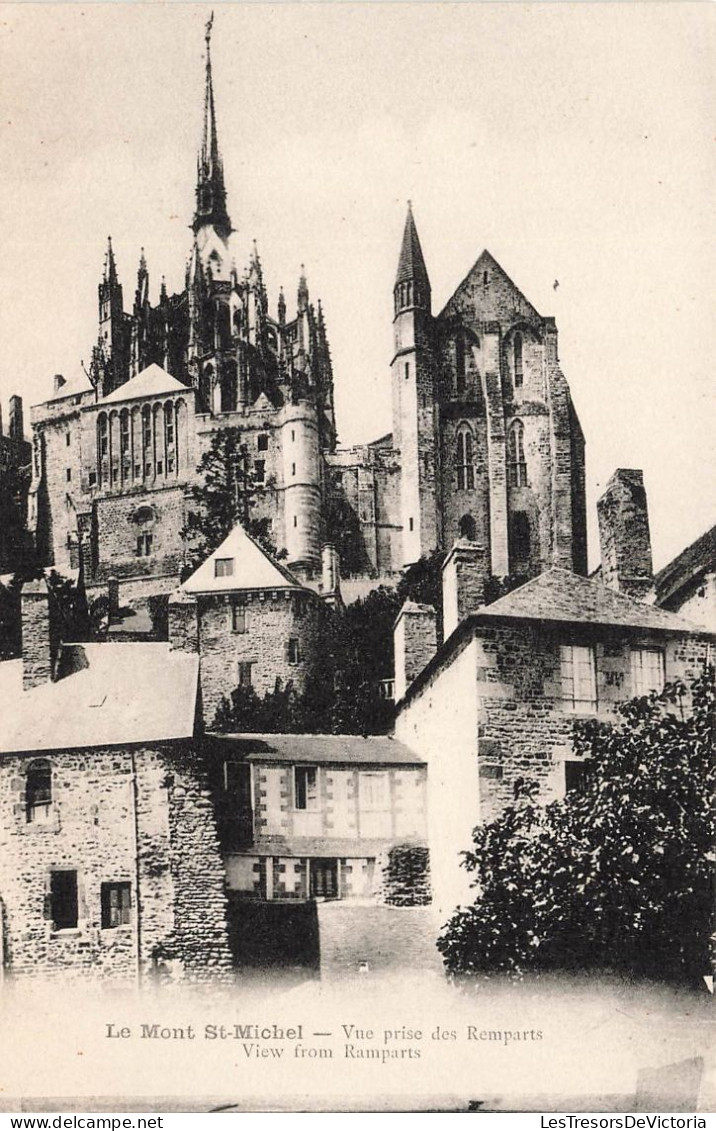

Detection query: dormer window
xmin=215 ymin=558 xmax=234 ymax=578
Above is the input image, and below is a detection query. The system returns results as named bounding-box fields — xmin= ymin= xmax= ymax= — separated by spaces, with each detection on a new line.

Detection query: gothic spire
xmin=394 ymin=201 xmax=431 ymax=311
xmin=104 ymin=236 xmax=118 ymax=285
xmin=193 ymin=12 xmax=232 ymax=241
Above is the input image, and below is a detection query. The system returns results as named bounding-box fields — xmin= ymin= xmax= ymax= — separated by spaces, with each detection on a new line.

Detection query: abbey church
xmin=28 ymin=19 xmax=586 ymax=595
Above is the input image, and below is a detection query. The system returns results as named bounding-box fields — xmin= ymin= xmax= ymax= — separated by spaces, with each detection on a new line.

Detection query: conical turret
xmin=394 ymin=201 xmax=431 ymax=314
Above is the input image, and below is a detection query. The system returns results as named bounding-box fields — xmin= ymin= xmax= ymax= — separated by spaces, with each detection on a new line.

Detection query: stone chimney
xmin=321 ymin=542 xmax=340 ymax=605
xmin=168 ymin=589 xmax=199 ymax=652
xmin=394 ymin=601 xmax=437 ymax=701
xmin=442 ymin=540 xmax=489 ymax=638
xmin=53 ymin=374 xmax=66 ymax=395
xmin=8 ymin=395 xmax=24 ymax=443
xmin=597 ymin=469 xmax=653 ymax=600
xmin=21 ymin=578 xmax=54 ymax=690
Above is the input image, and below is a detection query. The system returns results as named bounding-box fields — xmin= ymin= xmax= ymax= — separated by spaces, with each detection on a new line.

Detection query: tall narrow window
xmin=560 ymin=645 xmax=597 ymax=712
xmin=231 ymin=601 xmax=247 ymax=634
xmin=101 ymin=882 xmax=132 ymax=928
xmin=507 ymin=420 xmax=528 ymax=486
xmin=120 ymin=410 xmax=130 ymax=455
xmin=142 ymin=405 xmax=152 ymax=463
xmin=50 ymin=870 xmax=78 ymax=931
xmin=455 ymin=334 xmax=466 ymax=397
xmin=509 ymin=511 xmax=531 ymax=564
xmin=631 ymin=648 xmax=665 ymax=697
xmin=405 ymin=362 xmax=410 ymax=381
xmin=164 ymin=403 xmax=174 ymax=447
xmin=238 ymin=661 xmax=253 ymax=687
xmin=26 ymin=759 xmax=52 ymax=823
xmin=97 ymin=414 xmax=108 ymax=459
xmin=254 ymin=460 xmax=265 ymax=484
xmin=288 ymin=638 xmax=301 ymax=665
xmin=514 ymin=332 xmax=524 ymax=388
xmin=456 ymin=425 xmax=475 ymax=489
xmin=458 ymin=514 xmax=476 ymax=540
xmin=310 ymin=858 xmax=338 ymax=899
xmin=136 ymin=532 xmax=153 ymax=557
xmin=294 ymin=766 xmax=318 ymax=811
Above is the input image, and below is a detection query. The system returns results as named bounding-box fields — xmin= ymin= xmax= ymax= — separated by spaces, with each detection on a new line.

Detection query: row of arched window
xmin=94 ymin=399 xmax=187 ymax=489
xmin=454 ymin=420 xmax=528 ymax=489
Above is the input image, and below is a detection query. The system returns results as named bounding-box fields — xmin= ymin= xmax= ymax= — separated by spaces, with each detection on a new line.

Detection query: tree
xmin=181 ymin=427 xmax=281 ymax=578
xmin=438 ymin=670 xmax=715 ymax=985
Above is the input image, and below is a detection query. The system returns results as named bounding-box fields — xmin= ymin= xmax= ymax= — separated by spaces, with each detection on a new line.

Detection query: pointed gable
xmin=439 ymin=249 xmax=542 ymax=328
xmin=97 ymin=363 xmax=188 ymax=406
xmin=183 ymin=524 xmax=305 ymax=595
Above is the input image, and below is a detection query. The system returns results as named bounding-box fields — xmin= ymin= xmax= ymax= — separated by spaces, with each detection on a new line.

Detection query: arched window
xmin=456 ymin=425 xmax=475 ymax=490
xmin=459 ymin=514 xmax=476 ymax=540
xmin=514 ymin=332 xmax=524 ymax=388
xmin=26 ymin=759 xmax=52 ymax=823
xmin=509 ymin=511 xmax=531 ymax=564
xmin=119 ymin=409 xmax=130 ymax=457
xmin=164 ymin=402 xmax=174 ymax=447
xmin=507 ymin=420 xmax=528 ymax=486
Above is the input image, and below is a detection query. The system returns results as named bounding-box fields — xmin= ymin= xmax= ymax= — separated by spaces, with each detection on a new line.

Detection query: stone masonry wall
xmin=0 ymin=741 xmax=231 ymax=983
xmin=197 ymin=590 xmax=330 ymax=725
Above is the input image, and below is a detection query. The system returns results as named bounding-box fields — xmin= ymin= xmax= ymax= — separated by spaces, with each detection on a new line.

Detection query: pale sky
xmin=0 ymin=2 xmax=714 ymax=571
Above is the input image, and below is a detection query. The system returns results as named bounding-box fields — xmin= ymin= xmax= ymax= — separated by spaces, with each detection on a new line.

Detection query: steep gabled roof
xmin=0 ymin=642 xmax=198 ymax=755
xmin=476 ymin=568 xmax=705 ymax=634
xmin=653 ymin=525 xmax=716 ymax=609
xmin=210 ymin=732 xmax=424 ymax=765
xmin=182 ymin=523 xmax=305 ymax=595
xmin=97 ymin=363 xmax=188 ymax=406
xmin=439 ymin=249 xmax=542 ymax=326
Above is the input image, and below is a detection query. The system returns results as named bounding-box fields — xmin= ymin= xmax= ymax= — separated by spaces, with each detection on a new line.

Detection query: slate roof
xmin=653 ymin=525 xmax=716 ymax=609
xmin=97 ymin=363 xmax=188 ymax=406
xmin=475 ymin=567 xmax=707 ymax=635
xmin=183 ymin=524 xmax=306 ymax=595
xmin=45 ymin=371 xmax=94 ymax=403
xmin=210 ymin=733 xmax=425 ymax=766
xmin=0 ymin=642 xmax=198 ymax=755
xmin=395 ymin=203 xmax=430 ymax=290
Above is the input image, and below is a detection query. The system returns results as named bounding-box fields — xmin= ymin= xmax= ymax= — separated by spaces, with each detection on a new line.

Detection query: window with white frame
xmin=560 ymin=644 xmax=597 ymax=711
xmin=215 ymin=557 xmax=234 ymax=578
xmin=630 ymin=647 xmax=665 ymax=697
xmin=294 ymin=765 xmax=318 ymax=811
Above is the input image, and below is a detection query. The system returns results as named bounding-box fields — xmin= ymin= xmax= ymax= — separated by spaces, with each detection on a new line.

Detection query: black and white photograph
xmin=0 ymin=1 xmax=713 ymax=1116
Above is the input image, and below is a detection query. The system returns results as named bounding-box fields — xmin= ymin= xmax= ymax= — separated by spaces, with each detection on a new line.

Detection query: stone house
xmin=170 ymin=524 xmax=338 ymax=726
xmin=0 ymin=579 xmax=232 ymax=983
xmin=394 ymin=545 xmax=714 ymax=914
xmin=652 ymin=524 xmax=716 ymax=634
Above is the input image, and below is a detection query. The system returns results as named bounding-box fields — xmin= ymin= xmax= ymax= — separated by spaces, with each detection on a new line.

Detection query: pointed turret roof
xmin=183 ymin=523 xmax=307 ymax=595
xmin=104 ymin=236 xmax=118 ymax=285
xmin=395 ymin=201 xmax=430 ymax=292
xmin=193 ymin=12 xmax=232 ymax=241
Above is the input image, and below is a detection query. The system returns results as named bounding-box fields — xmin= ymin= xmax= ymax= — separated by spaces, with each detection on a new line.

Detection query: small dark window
xmin=409 ymin=517 xmax=414 ymax=532
xmin=89 ymin=471 xmax=97 ymax=487
xmin=405 ymin=362 xmax=410 ymax=381
xmin=257 ymin=434 xmax=268 ymax=451
xmin=167 ymin=458 xmax=174 ymax=473
xmin=232 ymin=602 xmax=247 ymax=633
xmin=254 ymin=460 xmax=265 ymax=484
xmin=111 ymin=468 xmax=119 ymax=483
xmin=65 ymin=433 xmax=71 ymax=447
xmin=145 ymin=462 xmax=152 ymax=477
xmin=136 ymin=532 xmax=153 ymax=557
xmin=293 ymin=515 xmax=297 ymax=528
xmin=565 ymin=760 xmax=591 ymax=795
xmin=101 ymin=882 xmax=132 ymax=928
xmin=288 ymin=638 xmax=301 ymax=665
xmin=50 ymin=870 xmax=78 ymax=931
xmin=291 ymin=463 xmax=296 ymax=477
xmin=215 ymin=558 xmax=234 ymax=578
xmin=458 ymin=514 xmax=476 ymax=540
xmin=295 ymin=766 xmax=318 ymax=810
xmin=134 ymin=464 xmax=141 ymax=478
xmin=238 ymin=661 xmax=253 ymax=687
xmin=66 ymin=468 xmax=72 ymax=482
xmin=26 ymin=759 xmax=52 ymax=823
xmin=156 ymin=460 xmax=163 ymax=475
xmin=483 ymin=270 xmax=489 ymax=285
xmin=509 ymin=511 xmax=531 ymax=563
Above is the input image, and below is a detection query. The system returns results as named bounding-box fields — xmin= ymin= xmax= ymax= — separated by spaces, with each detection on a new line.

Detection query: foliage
xmin=180 ymin=427 xmax=282 ymax=579
xmin=438 ymin=671 xmax=715 ymax=984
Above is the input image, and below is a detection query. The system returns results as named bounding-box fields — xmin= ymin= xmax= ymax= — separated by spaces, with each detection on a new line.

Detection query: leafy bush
xmin=438 ymin=670 xmax=715 ymax=984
